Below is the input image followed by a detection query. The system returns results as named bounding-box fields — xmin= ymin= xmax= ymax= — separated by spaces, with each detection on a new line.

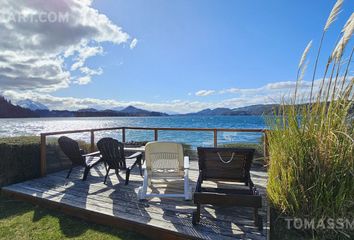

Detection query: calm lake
xmin=0 ymin=116 xmax=267 ymax=148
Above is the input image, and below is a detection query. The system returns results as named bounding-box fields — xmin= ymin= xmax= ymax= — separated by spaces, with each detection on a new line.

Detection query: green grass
xmin=0 ymin=136 xmax=40 ymax=145
xmin=0 ymin=136 xmax=65 ymax=145
xmin=0 ymin=195 xmax=147 ymax=240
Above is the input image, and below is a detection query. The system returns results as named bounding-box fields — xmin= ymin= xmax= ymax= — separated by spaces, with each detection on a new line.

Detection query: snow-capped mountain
xmin=17 ymin=99 xmax=49 ymax=111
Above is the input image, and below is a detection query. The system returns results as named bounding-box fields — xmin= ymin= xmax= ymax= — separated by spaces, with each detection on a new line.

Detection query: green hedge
xmin=0 ymin=137 xmax=41 ymax=187
xmin=0 ymin=136 xmax=73 ymax=187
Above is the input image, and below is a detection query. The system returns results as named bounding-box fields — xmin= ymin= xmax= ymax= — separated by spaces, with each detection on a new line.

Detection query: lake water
xmin=0 ymin=116 xmax=267 ymax=148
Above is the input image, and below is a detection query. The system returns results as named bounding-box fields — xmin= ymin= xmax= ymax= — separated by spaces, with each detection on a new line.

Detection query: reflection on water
xmin=0 ymin=116 xmax=267 ymax=148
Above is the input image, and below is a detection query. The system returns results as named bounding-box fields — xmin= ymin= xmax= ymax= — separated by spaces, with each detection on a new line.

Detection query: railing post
xmin=40 ymin=134 xmax=47 ymax=177
xmin=122 ymin=127 xmax=126 ymax=143
xmin=154 ymin=129 xmax=158 ymax=141
xmin=263 ymin=130 xmax=269 ymax=162
xmin=213 ymin=129 xmax=217 ymax=147
xmin=90 ymin=130 xmax=95 ymax=152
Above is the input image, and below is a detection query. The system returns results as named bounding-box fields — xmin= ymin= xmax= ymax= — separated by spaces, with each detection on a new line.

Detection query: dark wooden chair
xmin=192 ymin=147 xmax=263 ymax=230
xmin=58 ymin=136 xmax=102 ymax=181
xmin=97 ymin=138 xmax=143 ymax=185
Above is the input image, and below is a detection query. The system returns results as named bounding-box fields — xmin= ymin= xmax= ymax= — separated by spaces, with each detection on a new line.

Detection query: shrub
xmin=267 ymin=2 xmax=353 ymax=239
xmin=0 ymin=136 xmax=83 ymax=187
xmin=0 ymin=137 xmax=41 ymax=187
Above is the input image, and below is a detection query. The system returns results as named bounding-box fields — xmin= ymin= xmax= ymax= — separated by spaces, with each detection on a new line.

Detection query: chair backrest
xmin=145 ymin=142 xmax=184 ymax=172
xmin=58 ymin=136 xmax=85 ymax=166
xmin=197 ymin=147 xmax=254 ymax=182
xmin=97 ymin=138 xmax=126 ymax=169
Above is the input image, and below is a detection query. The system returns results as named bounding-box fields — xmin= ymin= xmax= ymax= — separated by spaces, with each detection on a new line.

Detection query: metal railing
xmin=40 ymin=126 xmax=269 ymax=176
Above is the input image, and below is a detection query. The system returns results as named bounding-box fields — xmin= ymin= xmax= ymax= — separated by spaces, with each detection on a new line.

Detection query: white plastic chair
xmin=137 ymin=141 xmax=192 ymax=200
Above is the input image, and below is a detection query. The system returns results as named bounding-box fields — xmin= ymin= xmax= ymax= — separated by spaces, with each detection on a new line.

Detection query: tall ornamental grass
xmin=267 ymin=0 xmax=353 ymax=238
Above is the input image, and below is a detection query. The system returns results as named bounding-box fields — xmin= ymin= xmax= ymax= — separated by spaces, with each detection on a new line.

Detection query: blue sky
xmin=0 ymin=0 xmax=352 ymax=112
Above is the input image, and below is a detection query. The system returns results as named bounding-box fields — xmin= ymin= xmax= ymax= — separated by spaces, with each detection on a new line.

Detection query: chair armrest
xmin=126 ymin=151 xmax=143 ymax=159
xmin=82 ymin=151 xmax=101 ymax=157
xmin=184 ymin=156 xmax=190 ymax=169
xmin=126 ymin=152 xmax=143 ymax=171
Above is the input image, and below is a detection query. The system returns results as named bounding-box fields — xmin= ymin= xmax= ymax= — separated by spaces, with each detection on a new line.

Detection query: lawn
xmin=0 ymin=195 xmax=147 ymax=240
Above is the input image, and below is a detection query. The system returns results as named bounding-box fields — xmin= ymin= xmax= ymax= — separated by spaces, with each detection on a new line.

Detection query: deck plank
xmin=14 ymin=182 xmax=255 ymax=236
xmin=20 ymin=173 xmax=266 ymax=225
xmin=2 ymin=161 xmax=268 ymax=240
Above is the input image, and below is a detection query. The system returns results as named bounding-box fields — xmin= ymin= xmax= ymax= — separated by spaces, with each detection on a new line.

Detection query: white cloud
xmin=75 ymin=76 xmax=91 ymax=85
xmin=0 ymin=0 xmax=131 ymax=92
xmin=195 ymin=90 xmax=215 ymax=96
xmin=129 ymin=38 xmax=138 ymax=49
xmin=70 ymin=44 xmax=104 ymax=71
xmin=265 ymin=81 xmax=296 ymax=89
xmin=79 ymin=67 xmax=103 ymax=76
xmin=212 ymin=79 xmax=326 ymax=97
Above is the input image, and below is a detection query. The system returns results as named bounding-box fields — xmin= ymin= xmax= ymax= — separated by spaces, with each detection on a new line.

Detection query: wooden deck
xmin=1 ymin=160 xmax=268 ymax=240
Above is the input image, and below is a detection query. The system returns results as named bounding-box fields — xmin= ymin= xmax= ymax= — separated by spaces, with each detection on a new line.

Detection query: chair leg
xmin=82 ymin=166 xmax=90 ymax=181
xmin=254 ymin=208 xmax=258 ymax=225
xmin=254 ymin=208 xmax=263 ymax=230
xmin=184 ymin=169 xmax=192 ymax=200
xmin=138 ymin=169 xmax=148 ymax=200
xmin=66 ymin=167 xmax=73 ymax=179
xmin=138 ymin=156 xmax=143 ymax=176
xmin=125 ymin=169 xmax=131 ymax=185
xmin=192 ymin=204 xmax=201 ymax=225
xmin=104 ymin=168 xmax=110 ymax=184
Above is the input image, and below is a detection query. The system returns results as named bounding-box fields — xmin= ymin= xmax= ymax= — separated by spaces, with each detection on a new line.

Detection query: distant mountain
xmin=111 ymin=106 xmax=124 ymax=111
xmin=17 ymin=99 xmax=49 ymax=111
xmin=74 ymin=109 xmax=125 ymax=117
xmin=120 ymin=106 xmax=168 ymax=116
xmin=186 ymin=104 xmax=279 ymax=116
xmin=0 ymin=96 xmax=38 ymax=118
xmin=77 ymin=108 xmax=99 ymax=112
xmin=121 ymin=106 xmax=147 ymax=114
xmin=71 ymin=106 xmax=168 ymax=117
xmin=231 ymin=104 xmax=278 ymax=115
xmin=35 ymin=109 xmax=75 ymax=117
xmin=193 ymin=108 xmax=235 ymax=116
xmin=165 ymin=110 xmax=180 ymax=115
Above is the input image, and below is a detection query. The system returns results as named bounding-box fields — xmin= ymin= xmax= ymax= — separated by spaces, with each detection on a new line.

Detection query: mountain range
xmin=5 ymin=96 xmax=349 ymax=118
xmin=73 ymin=105 xmax=168 ymax=117
xmin=185 ymin=104 xmax=279 ymax=116
xmin=0 ymin=96 xmax=282 ymax=118
xmin=0 ymin=97 xmax=168 ymax=118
